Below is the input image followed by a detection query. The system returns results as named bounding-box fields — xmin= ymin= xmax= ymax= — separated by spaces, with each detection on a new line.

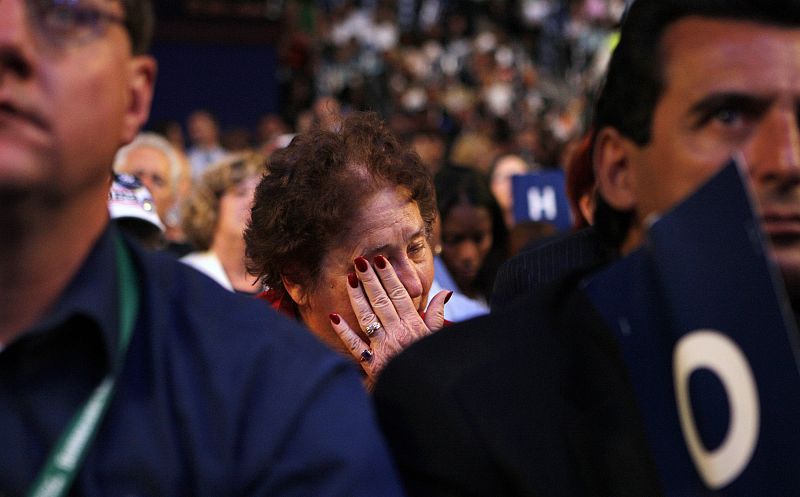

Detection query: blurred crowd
xmin=153 ymin=0 xmax=625 ymax=164
xmin=290 ymin=0 xmax=625 ymax=171
xmin=113 ymin=0 xmax=627 ymax=317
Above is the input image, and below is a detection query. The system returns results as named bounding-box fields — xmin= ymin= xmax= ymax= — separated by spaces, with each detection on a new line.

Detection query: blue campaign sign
xmin=511 ymin=170 xmax=572 ymax=230
xmin=583 ymin=160 xmax=800 ymax=495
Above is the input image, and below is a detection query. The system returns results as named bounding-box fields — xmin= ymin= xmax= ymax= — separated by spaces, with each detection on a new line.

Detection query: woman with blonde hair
xmin=181 ymin=152 xmax=265 ymax=294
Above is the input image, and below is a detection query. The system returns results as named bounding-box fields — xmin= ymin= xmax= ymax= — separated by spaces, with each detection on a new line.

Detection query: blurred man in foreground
xmin=0 ymin=1 xmax=404 ymax=495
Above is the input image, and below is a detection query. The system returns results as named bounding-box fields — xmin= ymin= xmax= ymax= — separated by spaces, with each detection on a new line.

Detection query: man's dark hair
xmin=592 ymin=0 xmax=800 ymax=247
xmin=121 ymin=0 xmax=154 ymax=55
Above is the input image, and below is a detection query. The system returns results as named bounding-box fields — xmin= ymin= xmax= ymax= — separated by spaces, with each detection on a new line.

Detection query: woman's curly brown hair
xmin=245 ymin=111 xmax=436 ymax=300
xmin=182 ymin=151 xmax=267 ymax=251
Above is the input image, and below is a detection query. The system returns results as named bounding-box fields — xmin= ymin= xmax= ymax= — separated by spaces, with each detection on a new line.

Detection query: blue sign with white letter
xmin=583 ymin=160 xmax=800 ymax=495
xmin=511 ymin=171 xmax=572 ymax=230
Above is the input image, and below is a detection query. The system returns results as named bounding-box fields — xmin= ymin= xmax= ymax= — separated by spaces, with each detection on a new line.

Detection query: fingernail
xmin=374 ymin=255 xmax=387 ymax=269
xmin=445 ymin=291 xmax=453 ymax=304
xmin=329 ymin=313 xmax=341 ymax=325
xmin=347 ymin=272 xmax=359 ymax=288
xmin=354 ymin=256 xmax=369 ymax=273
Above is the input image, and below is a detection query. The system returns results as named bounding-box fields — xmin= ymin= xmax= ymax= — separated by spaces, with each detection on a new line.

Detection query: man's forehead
xmin=661 ymin=16 xmax=800 ymax=56
xmin=660 ymin=17 xmax=800 ymax=95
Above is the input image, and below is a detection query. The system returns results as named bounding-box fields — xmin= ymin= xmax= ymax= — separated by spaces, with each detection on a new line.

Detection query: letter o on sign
xmin=673 ymin=330 xmax=759 ymax=489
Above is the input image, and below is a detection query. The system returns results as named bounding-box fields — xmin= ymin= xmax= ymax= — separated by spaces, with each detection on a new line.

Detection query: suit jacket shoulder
xmin=491 ymin=227 xmax=615 ymax=311
xmin=374 ymin=274 xmax=663 ymax=497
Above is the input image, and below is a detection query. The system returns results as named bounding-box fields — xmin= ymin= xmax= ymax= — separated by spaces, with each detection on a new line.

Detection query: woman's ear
xmin=281 ymin=274 xmax=308 ymax=307
xmin=593 ymin=127 xmax=637 ymax=212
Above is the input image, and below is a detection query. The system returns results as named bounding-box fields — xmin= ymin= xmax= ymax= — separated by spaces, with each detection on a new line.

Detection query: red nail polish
xmin=445 ymin=291 xmax=453 ymax=304
xmin=374 ymin=255 xmax=387 ymax=270
xmin=348 ymin=272 xmax=359 ymax=288
xmin=354 ymin=256 xmax=369 ymax=273
xmin=329 ymin=313 xmax=341 ymax=325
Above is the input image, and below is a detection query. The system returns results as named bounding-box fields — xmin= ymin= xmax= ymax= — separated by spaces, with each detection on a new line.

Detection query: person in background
xmin=181 ymin=152 xmax=265 ymax=294
xmin=113 ymin=131 xmax=182 ymax=230
xmin=0 ymin=0 xmax=405 ymax=495
xmin=435 ymin=164 xmax=509 ymax=312
xmin=409 ymin=128 xmax=448 ymax=175
xmin=109 ymin=173 xmax=165 ymax=250
xmin=312 ymin=95 xmax=343 ymax=132
xmin=491 ymin=127 xmax=612 ymax=309
xmin=221 ymin=126 xmax=253 ymax=152
xmin=246 ymin=112 xmax=450 ymax=389
xmin=256 ymin=112 xmax=290 ymax=152
xmin=150 ymin=118 xmax=185 ymax=151
xmin=448 ymin=130 xmax=497 ymax=174
xmin=426 ymin=213 xmax=489 ymax=323
xmin=148 ymin=122 xmax=195 ymax=254
xmin=491 ymin=128 xmax=601 ymax=300
xmin=488 ymin=152 xmax=534 ymax=229
xmin=564 ymin=128 xmax=597 ymax=229
xmin=186 ymin=109 xmax=228 ymax=178
xmin=294 ymin=108 xmax=315 ymax=134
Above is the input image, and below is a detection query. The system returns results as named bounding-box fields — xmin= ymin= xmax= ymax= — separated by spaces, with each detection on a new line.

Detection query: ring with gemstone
xmin=360 ymin=349 xmax=374 ymax=362
xmin=365 ymin=321 xmax=382 ymax=337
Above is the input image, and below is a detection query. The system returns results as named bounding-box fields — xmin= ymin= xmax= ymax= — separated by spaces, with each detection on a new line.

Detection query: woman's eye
xmin=408 ymin=242 xmax=425 ymax=255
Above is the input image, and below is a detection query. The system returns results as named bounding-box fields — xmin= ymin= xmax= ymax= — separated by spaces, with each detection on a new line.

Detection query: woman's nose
xmin=393 ymin=256 xmax=423 ymax=299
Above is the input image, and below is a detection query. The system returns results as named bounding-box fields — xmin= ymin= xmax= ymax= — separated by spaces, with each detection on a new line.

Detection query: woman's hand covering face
xmin=329 ymin=255 xmax=450 ymax=390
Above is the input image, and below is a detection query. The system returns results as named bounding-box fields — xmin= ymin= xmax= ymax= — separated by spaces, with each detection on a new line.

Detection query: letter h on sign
xmin=527 ymin=186 xmax=557 ymax=221
xmin=511 ymin=170 xmax=572 ymax=230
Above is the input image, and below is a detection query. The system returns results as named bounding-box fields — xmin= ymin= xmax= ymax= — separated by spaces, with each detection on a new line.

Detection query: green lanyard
xmin=26 ymin=235 xmax=139 ymax=497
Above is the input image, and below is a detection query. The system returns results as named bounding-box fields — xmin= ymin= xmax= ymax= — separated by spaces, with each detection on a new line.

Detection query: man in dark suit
xmin=374 ymin=1 xmax=800 ymax=495
xmin=490 ymin=225 xmax=614 ymax=310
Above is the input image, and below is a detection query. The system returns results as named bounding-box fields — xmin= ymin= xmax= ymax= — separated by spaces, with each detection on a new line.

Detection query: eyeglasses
xmin=26 ymin=0 xmax=126 ymax=48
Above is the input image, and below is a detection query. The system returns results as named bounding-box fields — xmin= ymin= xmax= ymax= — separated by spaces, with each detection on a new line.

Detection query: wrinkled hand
xmin=329 ymin=255 xmax=450 ymax=390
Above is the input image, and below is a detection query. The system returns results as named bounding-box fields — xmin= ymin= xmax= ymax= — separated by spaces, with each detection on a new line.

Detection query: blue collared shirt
xmin=0 ymin=226 xmax=405 ymax=497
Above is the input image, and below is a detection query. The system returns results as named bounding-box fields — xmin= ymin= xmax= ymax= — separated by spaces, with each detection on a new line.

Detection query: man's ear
xmin=281 ymin=274 xmax=308 ymax=307
xmin=593 ymin=127 xmax=637 ymax=212
xmin=578 ymin=188 xmax=596 ymax=226
xmin=121 ymin=55 xmax=157 ymax=144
